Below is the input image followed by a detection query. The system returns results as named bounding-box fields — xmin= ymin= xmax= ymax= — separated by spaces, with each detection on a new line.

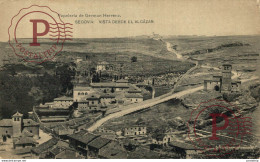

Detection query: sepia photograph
xmin=0 ymin=0 xmax=259 ymax=159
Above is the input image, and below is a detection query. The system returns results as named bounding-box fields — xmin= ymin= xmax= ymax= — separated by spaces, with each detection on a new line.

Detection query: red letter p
xmin=30 ymin=19 xmax=50 ymax=46
xmin=209 ymin=113 xmax=229 ymax=140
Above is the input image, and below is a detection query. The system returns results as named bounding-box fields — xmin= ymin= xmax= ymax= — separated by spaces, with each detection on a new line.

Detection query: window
xmin=17 ymin=118 xmax=19 ymax=121
xmin=92 ymin=101 xmax=94 ymax=104
xmin=6 ymin=131 xmax=8 ymax=133
xmin=85 ymin=92 xmax=88 ymax=95
xmin=14 ymin=118 xmax=16 ymax=121
xmin=81 ymin=92 xmax=84 ymax=95
xmin=30 ymin=130 xmax=32 ymax=133
xmin=78 ymin=92 xmax=80 ymax=95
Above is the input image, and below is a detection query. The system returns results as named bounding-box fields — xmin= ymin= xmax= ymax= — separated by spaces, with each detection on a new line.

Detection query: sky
xmin=0 ymin=0 xmax=260 ymax=41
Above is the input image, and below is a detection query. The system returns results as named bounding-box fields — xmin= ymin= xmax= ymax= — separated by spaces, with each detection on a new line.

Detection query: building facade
xmin=204 ymin=64 xmax=241 ymax=93
xmin=124 ymin=126 xmax=147 ymax=136
xmin=0 ymin=112 xmax=40 ymax=139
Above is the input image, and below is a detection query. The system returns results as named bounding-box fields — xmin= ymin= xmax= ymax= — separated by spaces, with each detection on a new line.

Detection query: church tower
xmin=12 ymin=112 xmax=23 ymax=138
xmin=221 ymin=64 xmax=232 ymax=93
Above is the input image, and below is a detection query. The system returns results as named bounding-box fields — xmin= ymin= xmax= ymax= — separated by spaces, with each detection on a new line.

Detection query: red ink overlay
xmin=8 ymin=5 xmax=73 ymax=63
xmin=187 ymin=99 xmax=252 ymax=157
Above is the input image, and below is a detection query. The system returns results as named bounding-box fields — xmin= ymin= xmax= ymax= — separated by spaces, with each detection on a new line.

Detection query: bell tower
xmin=221 ymin=64 xmax=232 ymax=93
xmin=12 ymin=112 xmax=23 ymax=138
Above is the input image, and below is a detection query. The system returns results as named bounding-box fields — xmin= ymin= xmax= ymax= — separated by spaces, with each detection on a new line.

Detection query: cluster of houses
xmin=28 ymin=127 xmax=200 ymax=159
xmin=0 ymin=112 xmax=202 ymax=159
xmin=32 ymin=78 xmax=144 ymax=123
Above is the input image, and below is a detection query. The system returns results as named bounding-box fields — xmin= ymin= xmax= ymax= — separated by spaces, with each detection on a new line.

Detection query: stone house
xmin=0 ymin=112 xmax=39 ymax=140
xmin=53 ymin=96 xmax=73 ymax=108
xmin=204 ymin=64 xmax=241 ymax=93
xmin=125 ymin=93 xmax=143 ymax=103
xmin=68 ymin=131 xmax=99 ymax=157
xmin=152 ymin=134 xmax=173 ymax=146
xmin=123 ymin=126 xmax=147 ymax=136
xmin=87 ymin=136 xmax=111 ymax=157
xmin=73 ymin=86 xmax=96 ymax=102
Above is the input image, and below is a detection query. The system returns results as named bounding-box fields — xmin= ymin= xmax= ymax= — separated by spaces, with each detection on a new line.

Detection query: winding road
xmin=87 ymin=40 xmax=258 ymax=132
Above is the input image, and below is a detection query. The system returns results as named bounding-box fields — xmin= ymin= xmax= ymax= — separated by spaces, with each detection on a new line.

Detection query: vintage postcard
xmin=0 ymin=0 xmax=259 ymax=159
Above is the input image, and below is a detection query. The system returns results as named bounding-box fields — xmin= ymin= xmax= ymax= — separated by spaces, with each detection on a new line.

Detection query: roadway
xmin=87 ymin=41 xmax=258 ymax=132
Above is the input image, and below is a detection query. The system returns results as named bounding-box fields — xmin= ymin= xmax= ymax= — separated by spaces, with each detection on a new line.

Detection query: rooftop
xmin=125 ymin=93 xmax=143 ymax=98
xmin=99 ymin=141 xmax=127 ymax=159
xmin=31 ymin=138 xmax=59 ymax=154
xmin=15 ymin=136 xmax=38 ymax=145
xmin=100 ymin=93 xmax=116 ymax=98
xmin=116 ymin=79 xmax=128 ymax=83
xmin=91 ymin=82 xmax=130 ymax=88
xmin=56 ymin=149 xmax=82 ymax=159
xmin=128 ymin=146 xmax=161 ymax=159
xmin=88 ymin=136 xmax=111 ymax=149
xmin=74 ymin=86 xmax=92 ymax=91
xmin=0 ymin=119 xmax=39 ymax=127
xmin=68 ymin=132 xmax=99 ymax=145
xmin=13 ymin=111 xmax=23 ymax=117
xmin=0 ymin=119 xmax=12 ymax=127
xmin=54 ymin=96 xmax=73 ymax=101
xmin=152 ymin=134 xmax=166 ymax=141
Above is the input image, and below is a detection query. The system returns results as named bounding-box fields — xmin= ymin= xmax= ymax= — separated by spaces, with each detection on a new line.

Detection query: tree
xmin=131 ymin=56 xmax=137 ymax=62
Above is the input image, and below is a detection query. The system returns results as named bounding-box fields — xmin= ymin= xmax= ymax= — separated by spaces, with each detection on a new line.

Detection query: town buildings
xmin=53 ymin=96 xmax=73 ymax=108
xmin=204 ymin=64 xmax=241 ymax=93
xmin=123 ymin=126 xmax=147 ymax=136
xmin=0 ymin=112 xmax=39 ymax=140
xmin=73 ymin=79 xmax=144 ymax=112
xmin=152 ymin=134 xmax=173 ymax=146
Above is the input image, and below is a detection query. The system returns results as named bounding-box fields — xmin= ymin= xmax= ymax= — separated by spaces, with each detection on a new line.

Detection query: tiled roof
xmin=152 ymin=134 xmax=166 ymax=141
xmin=0 ymin=119 xmax=12 ymax=127
xmin=50 ymin=147 xmax=63 ymax=156
xmin=88 ymin=136 xmax=111 ymax=149
xmin=68 ymin=132 xmax=99 ymax=144
xmin=128 ymin=146 xmax=161 ymax=159
xmin=54 ymin=96 xmax=73 ymax=101
xmin=116 ymin=79 xmax=128 ymax=83
xmin=91 ymin=82 xmax=130 ymax=88
xmin=56 ymin=149 xmax=81 ymax=159
xmin=15 ymin=137 xmax=38 ymax=145
xmin=99 ymin=141 xmax=127 ymax=159
xmin=91 ymin=82 xmax=116 ymax=88
xmin=128 ymin=85 xmax=142 ymax=93
xmin=13 ymin=111 xmax=23 ymax=117
xmin=100 ymin=93 xmax=116 ymax=98
xmin=99 ymin=147 xmax=127 ymax=159
xmin=14 ymin=147 xmax=32 ymax=155
xmin=23 ymin=119 xmax=40 ymax=127
xmin=74 ymin=86 xmax=92 ymax=91
xmin=125 ymin=93 xmax=143 ymax=98
xmin=31 ymin=138 xmax=59 ymax=154
xmin=21 ymin=130 xmax=34 ymax=137
xmin=0 ymin=119 xmax=39 ymax=127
